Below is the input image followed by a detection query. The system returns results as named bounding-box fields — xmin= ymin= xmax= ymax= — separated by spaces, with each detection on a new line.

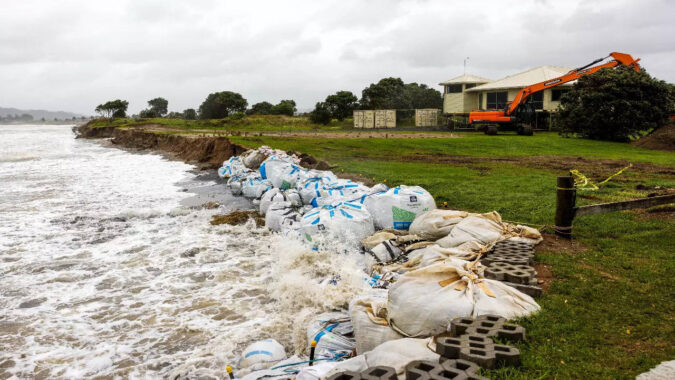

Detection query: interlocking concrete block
xmin=439 ymin=359 xmax=488 ymax=380
xmin=481 ymin=252 xmax=533 ymax=266
xmin=362 ymin=366 xmax=397 ymax=380
xmin=405 ymin=360 xmax=439 ymax=380
xmin=484 ymin=262 xmax=537 ymax=284
xmin=328 ymin=371 xmax=362 ymax=380
xmin=493 ymin=344 xmax=521 ymax=366
xmin=436 ymin=335 xmax=521 ymax=370
xmin=491 ymin=239 xmax=535 ymax=254
xmin=439 ymin=359 xmax=479 ymax=374
xmin=428 ymin=365 xmax=469 ymax=379
xmin=509 ymin=282 xmax=543 ymax=298
xmin=450 ymin=315 xmax=526 ymax=342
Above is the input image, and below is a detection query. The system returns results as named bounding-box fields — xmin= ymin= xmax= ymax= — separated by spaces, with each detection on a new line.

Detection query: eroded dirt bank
xmin=76 ymin=122 xmax=248 ymax=169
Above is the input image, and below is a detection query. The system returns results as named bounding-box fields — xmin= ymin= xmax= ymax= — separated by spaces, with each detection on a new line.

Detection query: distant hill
xmin=0 ymin=106 xmax=87 ymax=121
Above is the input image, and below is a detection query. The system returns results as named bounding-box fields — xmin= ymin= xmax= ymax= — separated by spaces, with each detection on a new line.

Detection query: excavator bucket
xmin=610 ymin=52 xmax=640 ymax=71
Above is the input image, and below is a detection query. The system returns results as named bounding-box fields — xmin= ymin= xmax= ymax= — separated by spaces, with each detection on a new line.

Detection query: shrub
xmin=555 ymin=66 xmax=672 ymax=142
xmin=199 ymin=91 xmax=248 ymax=119
xmin=309 ymin=102 xmax=332 ymax=125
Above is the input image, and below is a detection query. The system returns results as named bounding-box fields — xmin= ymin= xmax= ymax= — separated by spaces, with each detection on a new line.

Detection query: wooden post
xmin=554 ymin=175 xmax=576 ymax=239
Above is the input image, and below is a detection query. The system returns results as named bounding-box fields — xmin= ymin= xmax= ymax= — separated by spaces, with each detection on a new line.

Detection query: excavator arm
xmin=468 ymin=52 xmax=641 ymax=130
xmin=505 ymin=52 xmax=640 ymax=116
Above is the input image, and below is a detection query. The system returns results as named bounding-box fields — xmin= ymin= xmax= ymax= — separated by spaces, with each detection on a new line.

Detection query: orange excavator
xmin=468 ymin=52 xmax=641 ymax=135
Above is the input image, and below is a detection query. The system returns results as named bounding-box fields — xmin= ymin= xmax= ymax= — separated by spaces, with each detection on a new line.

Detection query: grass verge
xmin=228 ymin=132 xmax=674 ymax=379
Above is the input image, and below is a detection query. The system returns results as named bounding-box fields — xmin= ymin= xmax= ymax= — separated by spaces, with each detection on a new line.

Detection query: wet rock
xmin=18 ymin=298 xmax=46 ymax=309
xmin=201 ymin=201 xmax=220 ymax=210
xmin=210 ymin=211 xmax=264 ymax=227
xmin=181 ymin=248 xmax=202 ymax=258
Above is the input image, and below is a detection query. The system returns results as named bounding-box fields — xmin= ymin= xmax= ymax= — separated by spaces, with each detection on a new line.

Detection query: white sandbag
xmin=321 ymin=338 xmax=439 ymax=378
xmin=297 ymin=170 xmax=338 ymax=187
xmin=349 ymin=294 xmax=404 ymax=354
xmin=363 ymin=186 xmax=436 ymax=230
xmin=241 ymin=149 xmax=268 ymax=169
xmin=637 ymin=360 xmax=675 ymax=380
xmin=387 ymin=260 xmax=540 ymax=337
xmin=367 ymin=241 xmax=404 ymax=264
xmin=299 ymin=181 xmax=331 ymax=205
xmin=407 ymin=244 xmax=480 ymax=267
xmin=240 ymin=356 xmax=307 ymax=380
xmin=242 ymin=176 xmax=272 ymax=199
xmin=239 ymin=339 xmax=287 ymax=371
xmin=409 ymin=209 xmax=471 ymax=240
xmin=268 ymin=163 xmax=304 ymax=190
xmin=265 ymin=202 xmax=302 ymax=232
xmin=260 ymin=188 xmax=302 ymax=215
xmin=295 ymin=361 xmax=338 ymax=380
xmin=259 ymin=155 xmax=298 ymax=180
xmin=361 ymin=231 xmax=398 ymax=250
xmin=436 ymin=212 xmax=504 ymax=249
xmin=309 ymin=182 xmax=372 ymax=208
xmin=301 ymin=202 xmax=375 ymax=245
xmin=306 ymin=312 xmax=355 ymax=360
xmin=218 ymin=156 xmax=249 ymax=178
xmin=227 ymin=175 xmax=247 ymax=195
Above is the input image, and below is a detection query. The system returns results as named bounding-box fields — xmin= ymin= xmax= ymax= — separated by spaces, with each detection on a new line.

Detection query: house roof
xmin=439 ymin=74 xmax=492 ymax=86
xmin=466 ymin=65 xmax=574 ymax=92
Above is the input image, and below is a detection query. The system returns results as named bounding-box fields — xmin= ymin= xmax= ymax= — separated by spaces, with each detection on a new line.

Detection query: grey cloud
xmin=0 ymin=0 xmax=672 ymax=115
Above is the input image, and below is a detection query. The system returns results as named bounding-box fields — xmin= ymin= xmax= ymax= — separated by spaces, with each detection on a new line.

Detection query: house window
xmin=552 ymin=89 xmax=569 ymax=102
xmin=486 ymin=91 xmax=507 ymax=109
xmin=445 ymin=84 xmax=462 ymax=94
xmin=478 ymin=93 xmax=483 ymax=109
xmin=465 ymin=83 xmax=477 ymax=90
xmin=529 ymin=92 xmax=544 ymax=110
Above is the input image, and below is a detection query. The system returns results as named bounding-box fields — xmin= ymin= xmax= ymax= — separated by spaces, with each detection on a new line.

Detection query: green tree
xmin=95 ymin=99 xmax=129 ymax=119
xmin=325 ymin=91 xmax=358 ymax=121
xmin=555 ymin=66 xmax=672 ymax=142
xmin=138 ymin=109 xmax=158 ymax=118
xmin=198 ymin=91 xmax=248 ymax=119
xmin=360 ymin=77 xmax=409 ymax=109
xmin=271 ymin=99 xmax=297 ymax=116
xmin=166 ymin=111 xmax=183 ymax=118
xmin=247 ymin=101 xmax=274 ymax=115
xmin=309 ymin=102 xmax=332 ymax=125
xmin=183 ymin=108 xmax=197 ymax=120
xmin=147 ymin=97 xmax=168 ymax=117
xmin=405 ymin=83 xmax=443 ymax=109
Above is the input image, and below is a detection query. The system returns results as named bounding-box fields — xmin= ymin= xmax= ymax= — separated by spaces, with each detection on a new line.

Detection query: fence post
xmin=554 ymin=175 xmax=576 ymax=239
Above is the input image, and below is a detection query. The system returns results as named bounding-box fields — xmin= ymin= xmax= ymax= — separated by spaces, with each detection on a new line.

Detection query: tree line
xmin=94 ymin=77 xmax=442 ymax=125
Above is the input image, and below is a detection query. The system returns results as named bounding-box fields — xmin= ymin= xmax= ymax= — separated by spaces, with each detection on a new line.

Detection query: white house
xmin=440 ymin=66 xmax=575 ymax=115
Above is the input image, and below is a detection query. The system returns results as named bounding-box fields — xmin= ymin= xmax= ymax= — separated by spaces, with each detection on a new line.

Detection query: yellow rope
xmin=566 ymin=163 xmax=633 ymax=191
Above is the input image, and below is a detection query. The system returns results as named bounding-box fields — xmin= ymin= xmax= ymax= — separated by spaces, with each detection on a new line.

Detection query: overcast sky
xmin=1 ymin=0 xmax=673 ymax=115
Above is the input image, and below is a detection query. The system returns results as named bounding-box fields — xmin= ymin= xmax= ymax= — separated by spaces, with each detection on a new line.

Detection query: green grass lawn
xmin=89 ymin=115 xmax=353 ymax=132
xmin=227 ymin=132 xmax=674 ymax=379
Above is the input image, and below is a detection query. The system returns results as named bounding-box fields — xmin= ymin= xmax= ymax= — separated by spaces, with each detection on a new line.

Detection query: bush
xmin=555 ymin=66 xmax=672 ymax=142
xmin=199 ymin=91 xmax=248 ymax=119
xmin=183 ymin=108 xmax=197 ymax=120
xmin=309 ymin=102 xmax=332 ymax=125
xmin=139 ymin=109 xmax=158 ymax=118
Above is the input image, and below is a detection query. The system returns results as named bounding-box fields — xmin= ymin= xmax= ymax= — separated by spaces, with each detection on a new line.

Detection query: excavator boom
xmin=468 ymin=52 xmax=640 ymax=130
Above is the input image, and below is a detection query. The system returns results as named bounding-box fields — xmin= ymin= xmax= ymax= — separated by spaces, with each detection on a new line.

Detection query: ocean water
xmin=0 ymin=125 xmax=366 ymax=379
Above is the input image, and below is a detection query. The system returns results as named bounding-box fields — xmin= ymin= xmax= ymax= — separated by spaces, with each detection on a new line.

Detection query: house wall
xmin=462 ymin=92 xmax=480 ymax=112
xmin=474 ymin=88 xmax=562 ymax=111
xmin=443 ymin=92 xmax=464 ymax=114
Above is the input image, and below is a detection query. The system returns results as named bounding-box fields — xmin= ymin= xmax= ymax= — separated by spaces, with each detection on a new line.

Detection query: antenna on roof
xmin=464 ymin=57 xmax=470 ymax=75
